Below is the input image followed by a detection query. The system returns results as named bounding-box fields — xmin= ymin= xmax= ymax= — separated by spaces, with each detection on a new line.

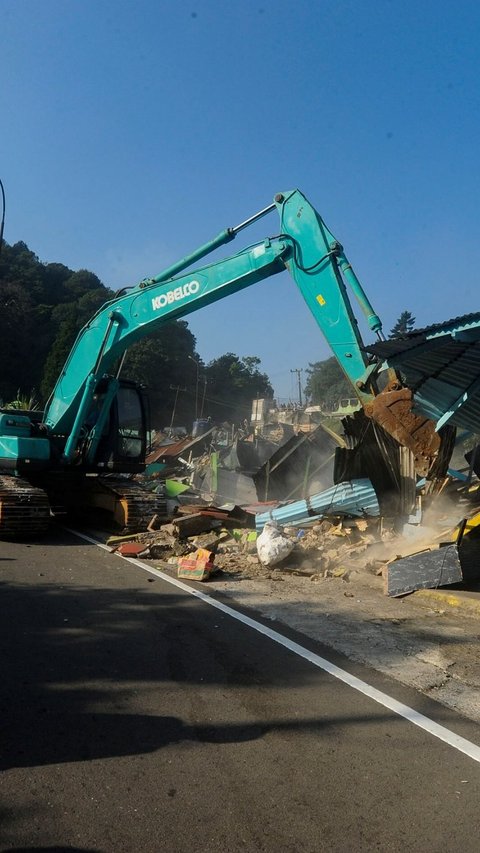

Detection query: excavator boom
xmin=43 ymin=190 xmax=382 ymax=445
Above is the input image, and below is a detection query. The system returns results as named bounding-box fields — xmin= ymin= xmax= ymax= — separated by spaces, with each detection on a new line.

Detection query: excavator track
xmin=84 ymin=477 xmax=168 ymax=533
xmin=32 ymin=473 xmax=168 ymax=534
xmin=0 ymin=473 xmax=51 ymax=538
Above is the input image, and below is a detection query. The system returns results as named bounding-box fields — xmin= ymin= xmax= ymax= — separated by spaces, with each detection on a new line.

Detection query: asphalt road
xmin=1 ymin=528 xmax=479 ymax=852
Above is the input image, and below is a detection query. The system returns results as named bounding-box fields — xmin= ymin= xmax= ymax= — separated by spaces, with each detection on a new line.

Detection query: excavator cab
xmin=84 ymin=379 xmax=149 ymax=473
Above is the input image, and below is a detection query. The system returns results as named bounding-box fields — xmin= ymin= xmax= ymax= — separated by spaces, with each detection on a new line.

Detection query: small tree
xmin=304 ymin=357 xmax=352 ymax=405
xmin=204 ymin=353 xmax=273 ymax=423
xmin=4 ymin=390 xmax=40 ymax=411
xmin=389 ymin=311 xmax=416 ymax=339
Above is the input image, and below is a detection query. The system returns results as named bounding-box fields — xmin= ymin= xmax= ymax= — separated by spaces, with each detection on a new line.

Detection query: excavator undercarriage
xmin=0 ymin=473 xmax=167 ymax=538
xmin=0 ymin=474 xmax=51 ymax=537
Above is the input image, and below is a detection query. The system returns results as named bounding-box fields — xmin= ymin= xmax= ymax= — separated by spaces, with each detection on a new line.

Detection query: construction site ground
xmin=136 ymin=543 xmax=480 ymax=727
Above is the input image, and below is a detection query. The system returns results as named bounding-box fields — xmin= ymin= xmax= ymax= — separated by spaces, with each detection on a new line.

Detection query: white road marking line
xmin=69 ymin=527 xmax=480 ymax=765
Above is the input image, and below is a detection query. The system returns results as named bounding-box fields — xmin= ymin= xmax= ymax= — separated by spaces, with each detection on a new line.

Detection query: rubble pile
xmin=107 ymin=467 xmax=480 ymax=597
xmin=104 ymin=487 xmax=409 ymax=591
xmin=120 ymin=424 xmax=480 ymax=597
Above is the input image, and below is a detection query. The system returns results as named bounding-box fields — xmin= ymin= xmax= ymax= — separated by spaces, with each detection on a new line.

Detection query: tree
xmin=0 ymin=239 xmax=113 ymax=405
xmin=0 ymin=281 xmax=38 ymax=403
xmin=122 ymin=320 xmax=199 ymax=429
xmin=63 ymin=269 xmax=105 ymax=301
xmin=0 ymin=242 xmax=47 ymax=401
xmin=204 ymin=353 xmax=273 ymax=424
xmin=304 ymin=357 xmax=352 ymax=406
xmin=0 ymin=238 xmax=273 ymax=431
xmin=389 ymin=311 xmax=416 ymax=339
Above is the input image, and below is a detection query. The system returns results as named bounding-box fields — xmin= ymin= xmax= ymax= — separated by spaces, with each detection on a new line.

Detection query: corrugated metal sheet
xmin=371 ymin=312 xmax=480 ymax=354
xmin=404 ymin=311 xmax=480 ymax=337
xmin=146 ymin=428 xmax=215 ymax=462
xmin=367 ymin=314 xmax=480 ymax=434
xmin=255 ymin=478 xmax=379 ymax=531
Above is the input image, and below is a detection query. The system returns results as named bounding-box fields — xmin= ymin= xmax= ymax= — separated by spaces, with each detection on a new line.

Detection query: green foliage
xmin=0 ymin=240 xmax=112 ymax=404
xmin=389 ymin=310 xmax=416 ymax=339
xmin=3 ymin=390 xmax=40 ymax=410
xmin=1 ymin=242 xmax=44 ymax=296
xmin=304 ymin=357 xmax=353 ymax=405
xmin=0 ymin=279 xmax=38 ymax=402
xmin=40 ymin=289 xmax=110 ymax=399
xmin=40 ymin=307 xmax=78 ymax=400
xmin=122 ymin=320 xmax=199 ymax=428
xmin=204 ymin=353 xmax=273 ymax=424
xmin=0 ymin=239 xmax=274 ymax=430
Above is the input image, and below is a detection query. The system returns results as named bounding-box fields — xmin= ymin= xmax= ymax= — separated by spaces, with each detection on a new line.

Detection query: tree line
xmin=0 ymin=240 xmax=272 ymax=428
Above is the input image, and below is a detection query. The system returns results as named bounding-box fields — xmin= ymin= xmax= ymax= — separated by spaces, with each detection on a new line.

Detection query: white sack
xmin=256 ymin=522 xmax=295 ymax=567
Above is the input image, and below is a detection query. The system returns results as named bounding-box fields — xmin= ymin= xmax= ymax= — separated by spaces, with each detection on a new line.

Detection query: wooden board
xmin=386 ymin=545 xmax=463 ymax=597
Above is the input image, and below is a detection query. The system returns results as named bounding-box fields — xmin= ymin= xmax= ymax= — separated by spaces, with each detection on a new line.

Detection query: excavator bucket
xmin=363 ymin=385 xmax=441 ymax=478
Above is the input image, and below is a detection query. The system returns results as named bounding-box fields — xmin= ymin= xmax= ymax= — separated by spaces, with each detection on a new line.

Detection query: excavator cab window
xmin=117 ymin=385 xmax=144 ymax=459
xmin=90 ymin=380 xmax=148 ymax=472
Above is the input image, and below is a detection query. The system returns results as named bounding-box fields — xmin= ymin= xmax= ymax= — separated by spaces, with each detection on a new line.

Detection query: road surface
xmin=1 ymin=528 xmax=479 ymax=852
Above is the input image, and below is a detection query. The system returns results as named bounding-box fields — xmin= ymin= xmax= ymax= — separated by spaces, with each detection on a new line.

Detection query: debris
xmin=107 ymin=533 xmax=142 ymax=546
xmin=184 ymin=503 xmax=254 ymax=527
xmin=190 ymin=531 xmax=225 ymax=551
xmin=256 ymin=522 xmax=295 ymax=567
xmin=165 ymin=479 xmax=192 ymax=498
xmin=351 ymin=518 xmax=369 ymax=532
xmin=253 ymin=424 xmax=341 ymax=501
xmin=173 ymin=513 xmax=222 ymax=537
xmin=231 ymin=528 xmax=258 ymax=553
xmin=255 ymin=478 xmax=380 ymax=531
xmin=177 ymin=548 xmax=216 ymax=581
xmin=114 ymin=541 xmax=151 ymax=558
xmin=147 ymin=514 xmax=161 ymax=532
xmin=149 ymin=543 xmax=175 ymax=559
xmin=386 ymin=545 xmax=463 ymax=597
xmin=110 ymin=430 xmax=480 ymax=602
xmin=330 ymin=566 xmax=348 ymax=578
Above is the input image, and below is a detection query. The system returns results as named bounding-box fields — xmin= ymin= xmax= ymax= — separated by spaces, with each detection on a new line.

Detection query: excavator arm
xmin=41 ymin=189 xmax=439 ymax=474
xmin=43 ymin=191 xmax=380 ymax=439
xmin=43 ymin=237 xmax=288 ymax=440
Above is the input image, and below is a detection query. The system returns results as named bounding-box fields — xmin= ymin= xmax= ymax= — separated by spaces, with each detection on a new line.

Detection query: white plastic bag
xmin=256 ymin=522 xmax=295 ymax=567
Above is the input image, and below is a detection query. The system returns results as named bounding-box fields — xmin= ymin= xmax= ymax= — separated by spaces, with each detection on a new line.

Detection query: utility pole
xmin=188 ymin=355 xmax=200 ymax=420
xmin=169 ymin=384 xmax=186 ymax=432
xmin=290 ymin=368 xmax=304 ymax=407
xmin=200 ymin=377 xmax=207 ymax=418
xmin=0 ymin=178 xmax=6 ymax=259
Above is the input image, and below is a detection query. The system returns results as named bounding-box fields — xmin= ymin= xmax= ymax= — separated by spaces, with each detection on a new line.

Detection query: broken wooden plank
xmin=173 ymin=513 xmax=222 ymax=537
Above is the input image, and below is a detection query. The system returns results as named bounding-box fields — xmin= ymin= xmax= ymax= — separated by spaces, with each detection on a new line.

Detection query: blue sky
xmin=2 ymin=0 xmax=480 ymax=402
